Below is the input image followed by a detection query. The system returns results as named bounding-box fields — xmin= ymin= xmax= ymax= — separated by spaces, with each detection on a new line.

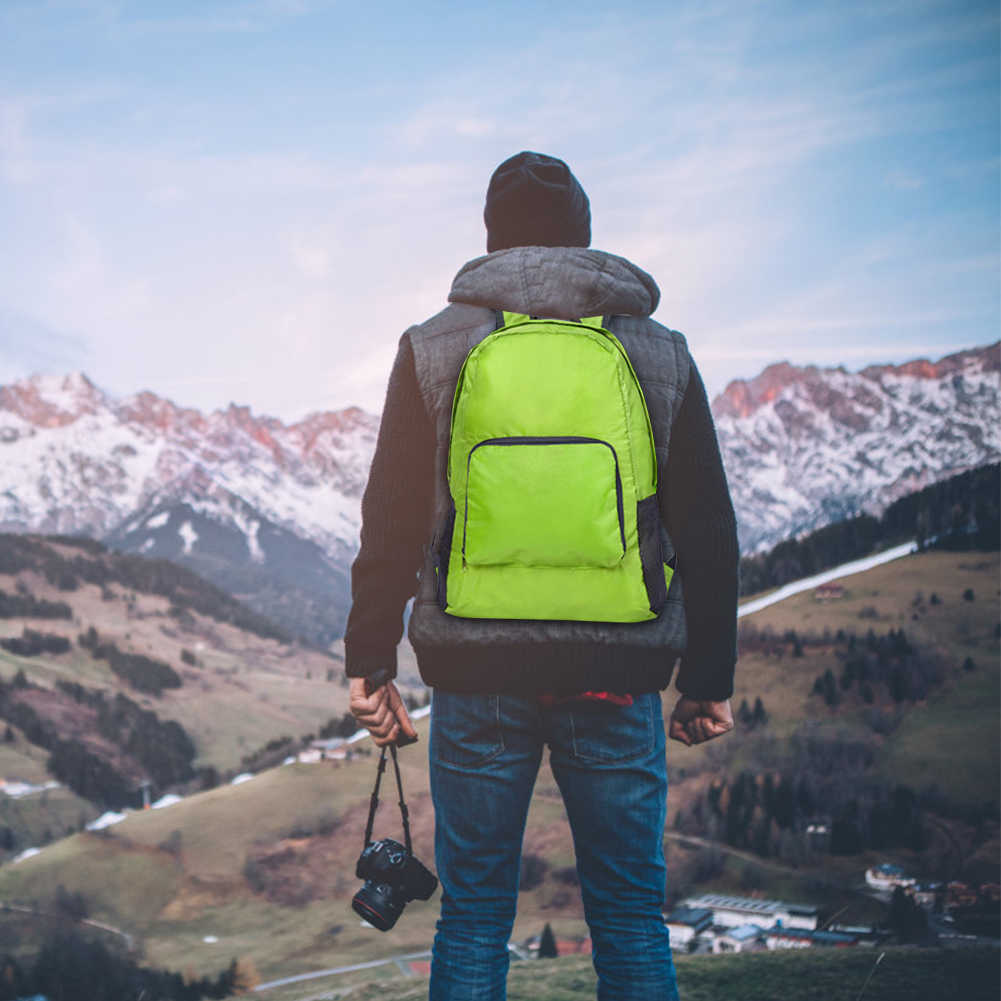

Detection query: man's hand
xmin=668 ymin=696 xmax=734 ymax=746
xmin=349 ymin=678 xmax=418 ymax=748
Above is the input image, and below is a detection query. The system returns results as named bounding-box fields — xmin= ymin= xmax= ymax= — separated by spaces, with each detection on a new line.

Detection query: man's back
xmin=345 ymin=152 xmax=738 ymax=1001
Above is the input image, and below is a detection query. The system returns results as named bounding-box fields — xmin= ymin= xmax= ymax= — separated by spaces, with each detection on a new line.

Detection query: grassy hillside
xmin=732 ymin=550 xmax=999 ymax=802
xmin=255 ymin=947 xmax=999 ymax=1001
xmin=0 ymin=713 xmax=594 ymax=981
xmin=0 ymin=535 xmax=365 ymax=778
xmin=0 ymin=731 xmax=98 ymax=849
xmin=0 ymin=549 xmax=996 ymax=985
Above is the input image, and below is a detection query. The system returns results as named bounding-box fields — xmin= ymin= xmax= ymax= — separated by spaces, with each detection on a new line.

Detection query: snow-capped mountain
xmin=713 ymin=342 xmax=1000 ymax=552
xmin=0 ymin=373 xmax=377 ymax=644
xmin=1 ymin=341 xmax=997 ymax=641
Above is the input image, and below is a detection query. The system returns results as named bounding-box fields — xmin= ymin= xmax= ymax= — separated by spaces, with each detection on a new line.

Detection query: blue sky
xmin=1 ymin=0 xmax=997 ymax=418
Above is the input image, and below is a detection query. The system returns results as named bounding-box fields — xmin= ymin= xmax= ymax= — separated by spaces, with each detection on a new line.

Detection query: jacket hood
xmin=448 ymin=247 xmax=660 ymax=320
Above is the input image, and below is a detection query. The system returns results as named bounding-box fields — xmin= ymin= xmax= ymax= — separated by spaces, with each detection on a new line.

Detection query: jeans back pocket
xmin=431 ymin=692 xmax=505 ymax=768
xmin=567 ymin=693 xmax=657 ymax=764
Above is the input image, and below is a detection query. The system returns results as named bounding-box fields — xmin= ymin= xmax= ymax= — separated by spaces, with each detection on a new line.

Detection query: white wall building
xmin=682 ymin=894 xmax=819 ymax=931
xmin=865 ymin=863 xmax=916 ymax=891
xmin=714 ymin=924 xmax=766 ymax=953
xmin=664 ymin=907 xmax=713 ymax=947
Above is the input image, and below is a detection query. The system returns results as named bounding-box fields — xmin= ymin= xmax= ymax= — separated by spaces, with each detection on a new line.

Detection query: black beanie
xmin=484 ymin=151 xmax=591 ymax=253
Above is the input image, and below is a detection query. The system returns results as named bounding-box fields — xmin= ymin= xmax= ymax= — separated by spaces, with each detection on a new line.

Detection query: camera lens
xmin=352 ymin=881 xmax=406 ymax=932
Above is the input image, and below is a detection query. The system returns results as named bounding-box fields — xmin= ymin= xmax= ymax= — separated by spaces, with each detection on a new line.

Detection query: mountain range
xmin=713 ymin=342 xmax=1000 ymax=551
xmin=0 ymin=342 xmax=997 ymax=644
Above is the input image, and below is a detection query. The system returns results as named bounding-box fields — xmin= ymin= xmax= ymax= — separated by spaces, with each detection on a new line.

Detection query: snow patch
xmin=230 ymin=506 xmax=264 ymax=562
xmin=738 ymin=541 xmax=918 ymax=618
xmin=87 ymin=810 xmax=128 ymax=831
xmin=1 ymin=779 xmax=61 ymax=798
xmin=178 ymin=520 xmax=198 ymax=554
xmin=13 ymin=847 xmax=41 ymax=864
xmin=152 ymin=793 xmax=183 ymax=810
xmin=230 ymin=772 xmax=254 ymax=785
xmin=145 ymin=510 xmax=170 ymax=529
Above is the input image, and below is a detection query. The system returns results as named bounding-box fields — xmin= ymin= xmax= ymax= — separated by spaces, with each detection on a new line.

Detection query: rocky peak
xmin=713 ymin=362 xmax=818 ymax=420
xmin=0 ymin=371 xmax=108 ymax=428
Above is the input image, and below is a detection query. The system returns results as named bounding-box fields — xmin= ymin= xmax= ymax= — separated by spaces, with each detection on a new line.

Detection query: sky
xmin=0 ymin=0 xmax=998 ymax=420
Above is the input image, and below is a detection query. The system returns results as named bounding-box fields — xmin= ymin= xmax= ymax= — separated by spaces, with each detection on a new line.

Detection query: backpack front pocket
xmin=462 ymin=436 xmax=626 ymax=568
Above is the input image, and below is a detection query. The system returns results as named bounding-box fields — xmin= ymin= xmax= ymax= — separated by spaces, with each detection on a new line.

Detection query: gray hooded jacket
xmin=345 ymin=247 xmax=738 ymax=699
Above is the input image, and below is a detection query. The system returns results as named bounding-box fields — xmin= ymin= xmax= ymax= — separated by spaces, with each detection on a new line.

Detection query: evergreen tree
xmin=538 ymin=923 xmax=558 ymax=958
xmin=773 ymin=776 xmax=795 ymax=829
xmin=737 ymin=699 xmax=752 ymax=726
xmin=822 ymin=669 xmax=840 ymax=707
xmin=888 ymin=886 xmax=931 ymax=944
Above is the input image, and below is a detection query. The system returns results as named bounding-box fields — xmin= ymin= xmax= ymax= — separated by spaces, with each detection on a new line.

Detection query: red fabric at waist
xmin=537 ymin=691 xmax=634 ymax=708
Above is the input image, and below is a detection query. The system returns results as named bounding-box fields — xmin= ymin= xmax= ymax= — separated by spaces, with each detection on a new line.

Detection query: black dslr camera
xmin=352 ymin=836 xmax=438 ymax=931
xmin=351 ymin=673 xmax=437 ymax=933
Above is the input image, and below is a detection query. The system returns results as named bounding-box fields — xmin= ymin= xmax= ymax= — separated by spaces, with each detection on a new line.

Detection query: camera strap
xmin=363 ymin=743 xmax=413 ymax=856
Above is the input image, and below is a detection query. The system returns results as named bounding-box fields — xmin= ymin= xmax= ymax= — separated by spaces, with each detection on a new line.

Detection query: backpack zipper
xmin=461 ymin=436 xmax=626 ymax=563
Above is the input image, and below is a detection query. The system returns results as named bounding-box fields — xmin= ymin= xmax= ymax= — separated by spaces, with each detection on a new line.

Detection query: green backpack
xmin=435 ymin=311 xmax=673 ymax=622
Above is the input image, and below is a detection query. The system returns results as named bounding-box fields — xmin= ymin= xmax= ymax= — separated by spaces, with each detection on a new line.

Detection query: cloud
xmin=0 ymin=308 xmax=92 ymax=380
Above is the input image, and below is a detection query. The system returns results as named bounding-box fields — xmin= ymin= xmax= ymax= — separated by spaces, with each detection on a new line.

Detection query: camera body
xmin=352 ymin=837 xmax=438 ymax=931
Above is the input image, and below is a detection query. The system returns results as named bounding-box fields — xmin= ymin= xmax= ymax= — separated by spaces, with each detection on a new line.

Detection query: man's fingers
xmin=348 ymin=679 xmax=421 ymax=747
xmin=387 ymin=685 xmax=418 ymax=739
xmin=350 ymin=684 xmax=388 ymax=717
xmin=691 ymin=716 xmax=733 ymax=744
xmin=668 ymin=718 xmax=692 ymax=746
xmin=372 ymin=723 xmax=400 ymax=748
xmin=353 ymin=700 xmax=392 ymax=728
xmin=365 ymin=706 xmax=397 ymax=736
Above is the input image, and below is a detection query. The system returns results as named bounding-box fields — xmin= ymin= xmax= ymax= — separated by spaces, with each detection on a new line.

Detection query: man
xmin=346 ymin=152 xmax=738 ymax=1001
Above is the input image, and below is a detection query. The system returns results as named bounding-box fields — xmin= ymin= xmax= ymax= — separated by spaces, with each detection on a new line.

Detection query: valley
xmin=0 ymin=547 xmax=995 ymax=988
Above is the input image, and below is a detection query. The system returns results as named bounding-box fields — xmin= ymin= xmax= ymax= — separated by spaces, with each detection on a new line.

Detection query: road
xmin=254 ymin=950 xmax=432 ymax=992
xmin=736 ymin=540 xmax=918 ymax=618
xmin=0 ymin=901 xmax=134 ymax=950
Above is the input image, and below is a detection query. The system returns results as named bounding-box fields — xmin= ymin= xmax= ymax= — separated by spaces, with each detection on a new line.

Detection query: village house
xmin=805 ymin=819 xmax=831 ymax=852
xmin=979 ymin=883 xmax=1000 ymax=904
xmin=663 ymin=906 xmax=713 ymax=948
xmin=865 ymin=863 xmax=916 ymax=892
xmin=828 ymin=923 xmax=882 ymax=946
xmin=814 ymin=582 xmax=844 ymax=601
xmin=713 ymin=924 xmax=766 ymax=953
xmin=681 ymin=893 xmax=819 ymax=931
xmin=766 ymin=927 xmax=858 ymax=949
xmin=911 ymin=882 xmax=941 ymax=910
xmin=309 ymin=737 xmax=351 ymax=761
xmin=946 ymin=881 xmax=979 ymax=909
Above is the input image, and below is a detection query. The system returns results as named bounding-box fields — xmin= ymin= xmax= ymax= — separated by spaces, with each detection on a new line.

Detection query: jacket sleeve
xmin=660 ymin=358 xmax=739 ymax=701
xmin=343 ymin=332 xmax=435 ymax=680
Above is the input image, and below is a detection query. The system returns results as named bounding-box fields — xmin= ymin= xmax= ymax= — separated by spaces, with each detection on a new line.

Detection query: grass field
xmin=252 ymin=946 xmax=1001 ymax=1001
xmin=666 ymin=550 xmax=1001 ymax=803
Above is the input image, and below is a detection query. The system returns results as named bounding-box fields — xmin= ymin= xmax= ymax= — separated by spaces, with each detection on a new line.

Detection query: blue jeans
xmin=429 ymin=691 xmax=680 ymax=1001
